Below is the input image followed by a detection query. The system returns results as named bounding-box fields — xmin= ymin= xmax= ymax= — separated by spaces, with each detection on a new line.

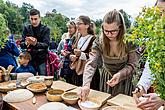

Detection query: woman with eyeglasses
xmin=77 ymin=9 xmax=139 ymax=101
xmin=70 ymin=15 xmax=99 ymax=88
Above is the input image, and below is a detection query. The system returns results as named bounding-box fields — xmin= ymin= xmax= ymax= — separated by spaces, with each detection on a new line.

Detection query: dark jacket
xmin=15 ymin=65 xmax=36 ymax=75
xmin=20 ymin=23 xmax=50 ymax=65
xmin=0 ymin=40 xmax=20 ymax=71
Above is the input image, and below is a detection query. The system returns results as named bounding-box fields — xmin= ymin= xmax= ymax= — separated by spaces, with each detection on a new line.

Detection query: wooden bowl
xmin=78 ymin=98 xmax=101 ymax=110
xmin=61 ymin=91 xmax=79 ymax=105
xmin=46 ymin=89 xmax=64 ymax=102
xmin=26 ymin=83 xmax=47 ymax=93
xmin=0 ymin=80 xmax=17 ymax=93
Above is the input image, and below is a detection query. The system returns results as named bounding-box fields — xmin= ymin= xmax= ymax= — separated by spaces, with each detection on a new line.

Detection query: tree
xmin=20 ymin=2 xmax=34 ymax=24
xmin=127 ymin=6 xmax=165 ymax=100
xmin=119 ymin=9 xmax=132 ymax=29
xmin=42 ymin=10 xmax=69 ymax=42
xmin=0 ymin=13 xmax=8 ymax=48
xmin=94 ymin=19 xmax=102 ymax=36
xmin=5 ymin=1 xmax=24 ymax=34
xmin=0 ymin=0 xmax=7 ymax=14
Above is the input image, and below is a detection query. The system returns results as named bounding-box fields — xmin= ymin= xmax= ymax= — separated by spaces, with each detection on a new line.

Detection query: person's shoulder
xmin=92 ymin=36 xmax=102 ymax=51
xmin=40 ymin=24 xmax=50 ymax=30
xmin=94 ymin=36 xmax=100 ymax=44
xmin=24 ymin=24 xmax=31 ymax=29
xmin=126 ymin=41 xmax=138 ymax=52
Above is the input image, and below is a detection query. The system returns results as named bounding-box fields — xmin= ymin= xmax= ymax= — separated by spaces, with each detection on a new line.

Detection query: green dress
xmin=83 ymin=38 xmax=139 ymax=96
xmin=99 ymin=55 xmax=134 ymax=96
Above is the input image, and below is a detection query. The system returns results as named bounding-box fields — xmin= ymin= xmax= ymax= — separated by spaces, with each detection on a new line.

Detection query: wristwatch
xmin=136 ymin=85 xmax=146 ymax=93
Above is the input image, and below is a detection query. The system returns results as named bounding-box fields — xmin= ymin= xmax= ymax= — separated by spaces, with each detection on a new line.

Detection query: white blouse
xmin=137 ymin=60 xmax=154 ymax=92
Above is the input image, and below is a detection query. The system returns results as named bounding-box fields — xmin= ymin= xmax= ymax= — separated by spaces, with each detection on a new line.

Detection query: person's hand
xmin=74 ymin=49 xmax=81 ymax=57
xmin=106 ymin=72 xmax=120 ymax=87
xmin=70 ymin=55 xmax=77 ymax=61
xmin=26 ymin=37 xmax=37 ymax=46
xmin=77 ymin=86 xmax=90 ymax=102
xmin=137 ymin=93 xmax=165 ymax=110
xmin=132 ymin=85 xmax=146 ymax=104
xmin=61 ymin=50 xmax=70 ymax=56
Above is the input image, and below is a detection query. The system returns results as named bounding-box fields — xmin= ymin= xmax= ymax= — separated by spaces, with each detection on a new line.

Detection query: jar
xmin=2 ymin=74 xmax=10 ymax=82
xmin=44 ymin=76 xmax=53 ymax=88
xmin=2 ymin=70 xmax=10 ymax=82
xmin=0 ymin=69 xmax=3 ymax=82
xmin=10 ymin=73 xmax=17 ymax=80
xmin=0 ymin=73 xmax=2 ymax=83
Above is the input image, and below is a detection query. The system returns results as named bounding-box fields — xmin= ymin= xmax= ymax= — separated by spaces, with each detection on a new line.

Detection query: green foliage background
xmin=0 ymin=13 xmax=8 ymax=48
xmin=0 ymin=0 xmax=131 ymax=42
xmin=126 ymin=6 xmax=165 ymax=100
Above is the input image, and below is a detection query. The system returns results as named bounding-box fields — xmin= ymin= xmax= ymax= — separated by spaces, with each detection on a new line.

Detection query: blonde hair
xmin=66 ymin=21 xmax=76 ymax=30
xmin=100 ymin=9 xmax=126 ymax=58
xmin=19 ymin=52 xmax=31 ymax=61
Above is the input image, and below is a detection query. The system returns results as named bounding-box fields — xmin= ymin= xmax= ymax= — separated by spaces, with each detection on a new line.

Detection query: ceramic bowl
xmin=78 ymin=98 xmax=101 ymax=110
xmin=61 ymin=91 xmax=79 ymax=105
xmin=46 ymin=89 xmax=64 ymax=102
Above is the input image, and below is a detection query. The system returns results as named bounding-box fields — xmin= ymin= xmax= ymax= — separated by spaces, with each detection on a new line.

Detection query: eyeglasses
xmin=102 ymin=27 xmax=120 ymax=35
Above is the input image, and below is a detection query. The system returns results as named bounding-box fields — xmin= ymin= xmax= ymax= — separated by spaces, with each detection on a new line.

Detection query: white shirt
xmin=77 ymin=35 xmax=93 ymax=60
xmin=137 ymin=60 xmax=154 ymax=92
xmin=77 ymin=35 xmax=90 ymax=49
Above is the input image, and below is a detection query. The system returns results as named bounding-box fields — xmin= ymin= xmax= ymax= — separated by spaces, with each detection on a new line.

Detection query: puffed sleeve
xmin=83 ymin=37 xmax=102 ymax=87
xmin=118 ymin=42 xmax=139 ymax=81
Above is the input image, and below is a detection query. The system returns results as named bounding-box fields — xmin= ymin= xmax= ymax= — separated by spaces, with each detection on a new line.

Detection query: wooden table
xmin=3 ymin=93 xmax=48 ymax=110
xmin=2 ymin=80 xmax=111 ymax=110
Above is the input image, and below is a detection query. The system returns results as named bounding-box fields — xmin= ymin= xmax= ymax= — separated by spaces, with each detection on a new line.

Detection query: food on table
xmin=3 ymin=89 xmax=33 ymax=102
xmin=65 ymin=94 xmax=78 ymax=99
xmin=61 ymin=92 xmax=79 ymax=105
xmin=37 ymin=102 xmax=68 ymax=110
xmin=80 ymin=101 xmax=99 ymax=108
xmin=27 ymin=76 xmax=44 ymax=83
xmin=17 ymin=72 xmax=34 ymax=81
xmin=7 ymin=83 xmax=16 ymax=88
xmin=27 ymin=83 xmax=47 ymax=93
xmin=0 ymin=81 xmax=17 ymax=92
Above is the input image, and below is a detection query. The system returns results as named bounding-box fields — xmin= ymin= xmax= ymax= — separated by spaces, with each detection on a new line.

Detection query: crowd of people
xmin=0 ymin=0 xmax=165 ymax=110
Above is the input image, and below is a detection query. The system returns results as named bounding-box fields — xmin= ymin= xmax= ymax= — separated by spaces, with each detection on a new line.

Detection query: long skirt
xmin=99 ymin=68 xmax=133 ymax=96
xmin=72 ymin=67 xmax=100 ymax=90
